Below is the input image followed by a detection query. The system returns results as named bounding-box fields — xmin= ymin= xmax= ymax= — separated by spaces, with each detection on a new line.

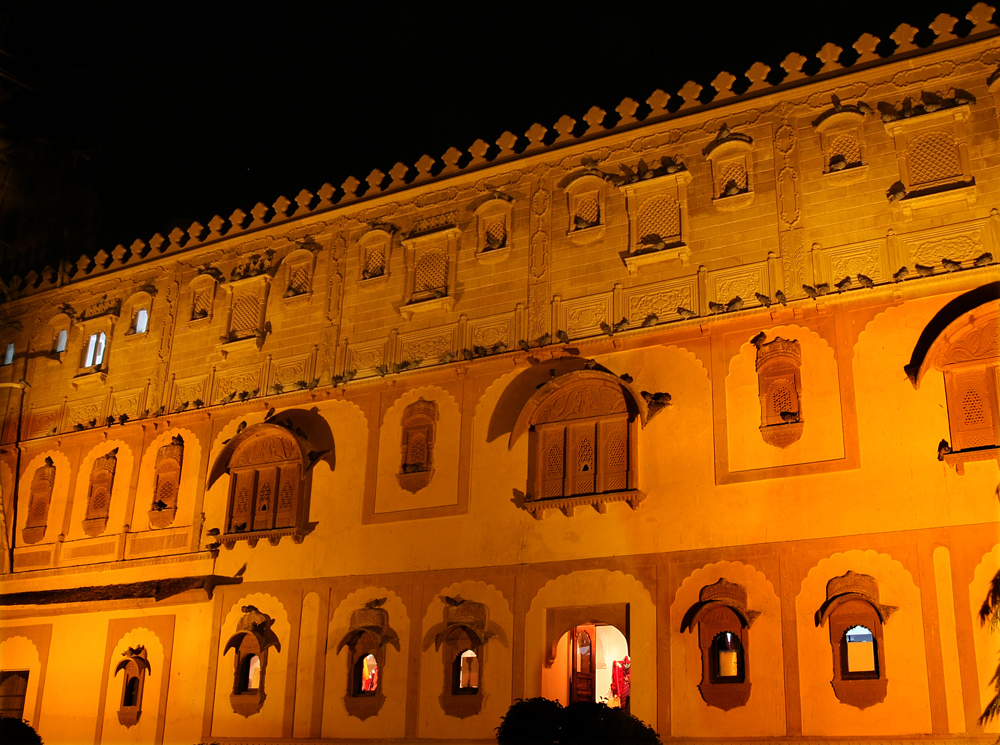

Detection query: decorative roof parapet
xmin=2 ymin=4 xmax=998 ymax=296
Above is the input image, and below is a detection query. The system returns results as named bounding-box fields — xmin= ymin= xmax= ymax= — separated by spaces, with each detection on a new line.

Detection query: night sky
xmin=0 ymin=1 xmax=986 ymax=274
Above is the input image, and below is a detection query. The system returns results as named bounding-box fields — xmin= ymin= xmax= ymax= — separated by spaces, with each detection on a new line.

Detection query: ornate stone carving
xmin=756 ymin=337 xmax=804 ymax=449
xmin=83 ymin=448 xmax=118 ymax=537
xmin=23 ymin=457 xmax=55 ymax=544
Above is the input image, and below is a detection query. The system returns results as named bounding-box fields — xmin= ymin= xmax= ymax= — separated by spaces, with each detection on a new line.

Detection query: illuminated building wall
xmin=1 ymin=8 xmax=999 ymax=744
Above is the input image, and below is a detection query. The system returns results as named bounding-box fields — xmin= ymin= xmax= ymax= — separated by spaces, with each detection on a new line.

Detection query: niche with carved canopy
xmin=815 ymin=571 xmax=895 ymax=710
xmin=509 ymin=370 xmax=650 ymax=518
xmin=22 ymin=457 xmax=55 ymax=544
xmin=432 ymin=597 xmax=502 ymax=718
xmin=114 ymin=645 xmax=150 ymax=727
xmin=83 ymin=448 xmax=118 ymax=537
xmin=397 ymin=399 xmax=438 ymax=494
xmin=335 ymin=599 xmax=400 ymax=721
xmin=224 ymin=605 xmax=282 ymax=717
xmin=704 ymin=125 xmax=755 ymax=212
xmin=681 ymin=579 xmax=759 ymax=711
xmin=755 ymin=336 xmax=804 ymax=449
xmin=149 ymin=436 xmax=183 ymax=529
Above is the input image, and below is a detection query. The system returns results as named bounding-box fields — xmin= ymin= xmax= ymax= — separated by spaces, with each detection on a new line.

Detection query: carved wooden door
xmin=570 ymin=627 xmax=594 ymax=703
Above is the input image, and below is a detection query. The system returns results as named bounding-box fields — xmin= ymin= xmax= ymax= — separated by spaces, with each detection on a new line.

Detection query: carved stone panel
xmin=562 ymin=293 xmax=614 ymax=339
xmin=83 ymin=448 xmax=118 ymax=536
xmin=624 ymin=277 xmax=698 ymax=323
xmin=23 ymin=457 xmax=56 ymax=544
xmin=149 ymin=436 xmax=183 ymax=529
xmin=711 ymin=263 xmax=769 ymax=308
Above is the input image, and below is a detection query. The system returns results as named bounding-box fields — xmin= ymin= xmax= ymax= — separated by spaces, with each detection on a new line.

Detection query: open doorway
xmin=543 ymin=623 xmax=630 ymax=710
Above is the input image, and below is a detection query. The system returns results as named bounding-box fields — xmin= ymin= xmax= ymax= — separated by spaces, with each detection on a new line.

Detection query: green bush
xmin=496 ymin=698 xmax=659 ymax=745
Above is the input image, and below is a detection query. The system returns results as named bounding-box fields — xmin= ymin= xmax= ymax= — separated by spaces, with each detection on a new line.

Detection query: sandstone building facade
xmin=1 ymin=7 xmax=999 ymax=744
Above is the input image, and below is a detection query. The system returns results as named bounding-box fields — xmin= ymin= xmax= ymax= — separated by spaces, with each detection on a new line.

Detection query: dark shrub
xmin=0 ymin=717 xmax=43 ymax=745
xmin=496 ymin=698 xmax=659 ymax=745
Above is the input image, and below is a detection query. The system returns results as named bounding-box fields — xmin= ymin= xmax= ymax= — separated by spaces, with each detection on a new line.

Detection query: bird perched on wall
xmin=641 ymin=313 xmax=658 ymax=327
xmin=537 ymin=332 xmax=552 ymax=346
xmin=830 ymin=93 xmax=843 ymax=111
xmin=574 ymin=214 xmax=599 ymax=230
xmin=460 ymin=349 xmax=474 ymax=361
xmin=726 ymin=296 xmax=744 ymax=312
xmin=937 ymin=439 xmax=952 ymax=460
xmin=613 ymin=317 xmax=629 ymax=333
xmin=887 ymin=184 xmax=907 ymax=202
xmin=205 ymin=541 xmax=221 ymax=552
xmin=856 ymin=273 xmax=874 ymax=288
xmin=921 ymin=90 xmax=945 ymax=112
xmin=828 ymin=154 xmax=848 ymax=171
xmin=974 ymin=252 xmax=994 ymax=267
xmin=717 ymin=123 xmax=731 ymax=139
xmin=599 ymin=321 xmax=614 ymax=336
xmin=877 ymin=101 xmax=899 ymax=122
xmin=915 ymin=264 xmax=934 ymax=277
xmin=941 ymin=258 xmax=962 ymax=272
xmin=152 ymin=499 xmax=167 ymax=511
xmin=708 ymin=301 xmax=726 ymax=314
xmin=472 ymin=345 xmax=488 ymax=358
xmin=491 ymin=341 xmax=507 ymax=355
xmin=754 ymin=292 xmax=772 ymax=307
xmin=620 ymin=373 xmax=634 ymax=384
xmin=816 ymin=283 xmax=831 ymax=296
xmin=584 ymin=359 xmax=597 ymax=369
xmin=780 ymin=411 xmax=801 ymax=423
xmin=892 ymin=266 xmax=909 ymax=282
xmin=236 ymin=421 xmax=247 ymax=434
xmin=802 ymin=284 xmax=819 ymax=299
xmin=207 ymin=528 xmax=220 ymax=537
xmin=642 ymin=391 xmax=672 ymax=416
xmin=438 ymin=351 xmax=456 ymax=364
xmin=775 ymin=290 xmax=788 ymax=306
xmin=365 ymin=598 xmax=387 ymax=609
xmin=442 ymin=596 xmax=465 ymax=606
xmin=556 ymin=329 xmax=570 ymax=344
xmin=750 ymin=331 xmax=767 ymax=348
xmin=233 ymin=522 xmax=247 ymax=532
xmin=721 ymin=180 xmax=742 ymax=198
xmin=519 ymin=339 xmax=531 ymax=352
xmin=953 ymin=88 xmax=975 ymax=106
xmin=676 ymin=306 xmax=697 ymax=319
xmin=835 ymin=276 xmax=853 ymax=292
xmin=857 ymin=100 xmax=875 ymax=116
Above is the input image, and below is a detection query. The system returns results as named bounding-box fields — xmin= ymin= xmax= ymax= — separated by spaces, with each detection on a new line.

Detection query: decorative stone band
xmin=522 ymin=488 xmax=645 ymax=519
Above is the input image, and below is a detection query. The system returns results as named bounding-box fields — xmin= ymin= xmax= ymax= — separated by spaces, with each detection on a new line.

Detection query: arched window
xmin=455 ymin=649 xmax=479 ymax=693
xmin=114 ymin=646 xmax=150 ymax=727
xmin=815 ymin=571 xmax=893 ymax=709
xmin=149 ymin=436 xmax=183 ymax=529
xmin=337 ymin=600 xmax=400 ymax=721
xmin=83 ymin=448 xmax=118 ymax=537
xmin=83 ymin=332 xmax=107 ymax=368
xmin=510 ymin=370 xmax=647 ymax=517
xmin=133 ymin=308 xmax=149 ymax=334
xmin=681 ymin=578 xmax=757 ymax=710
xmin=224 ymin=605 xmax=281 ymax=717
xmin=23 ymin=457 xmax=56 ymax=545
xmin=219 ymin=424 xmax=313 ymax=547
xmin=398 ymin=399 xmax=437 ymax=493
xmin=434 ymin=597 xmax=491 ymax=718
xmin=755 ymin=335 xmax=804 ymax=448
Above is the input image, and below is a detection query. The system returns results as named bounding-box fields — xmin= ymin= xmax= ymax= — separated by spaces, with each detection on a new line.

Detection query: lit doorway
xmin=543 ymin=623 xmax=630 ymax=709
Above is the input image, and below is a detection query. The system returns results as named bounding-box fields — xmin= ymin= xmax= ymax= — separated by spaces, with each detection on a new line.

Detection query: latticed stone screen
xmin=769 ymin=380 xmax=796 ymax=415
xmin=414 ymin=251 xmax=448 ymax=294
xmin=637 ymin=195 xmax=680 ymax=242
xmin=365 ymin=245 xmax=385 ymax=276
xmin=231 ymin=293 xmax=261 ymax=337
xmin=536 ymin=414 xmax=631 ymax=499
xmin=948 ymin=368 xmax=997 ymax=450
xmin=483 ymin=215 xmax=507 ymax=248
xmin=574 ymin=194 xmax=600 ymax=226
xmin=289 ymin=264 xmax=310 ymax=294
xmin=909 ymin=131 xmax=961 ymax=186
xmin=718 ymin=160 xmax=748 ymax=193
xmin=830 ymin=132 xmax=862 ymax=164
xmin=192 ymin=287 xmax=212 ymax=318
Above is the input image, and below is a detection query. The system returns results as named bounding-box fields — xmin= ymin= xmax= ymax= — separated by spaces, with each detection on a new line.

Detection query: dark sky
xmin=1 ymin=1 xmax=985 ymax=270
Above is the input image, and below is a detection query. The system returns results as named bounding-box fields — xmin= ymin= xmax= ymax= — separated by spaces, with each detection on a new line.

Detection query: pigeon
xmin=829 ymin=155 xmax=848 ymax=171
xmin=754 ymin=292 xmax=772 ymax=307
xmin=641 ymin=313 xmax=658 ymax=327
xmin=937 ymin=439 xmax=952 ymax=461
xmin=775 ymin=290 xmax=787 ymax=306
xmin=941 ymin=258 xmax=962 ymax=272
xmin=856 ymin=273 xmax=874 ymax=288
xmin=708 ymin=301 xmax=726 ymax=314
xmin=953 ymin=88 xmax=975 ymax=106
xmin=835 ymin=276 xmax=853 ymax=292
xmin=365 ymin=598 xmax=387 ymax=609
xmin=915 ymin=264 xmax=934 ymax=277
xmin=620 ymin=373 xmax=633 ymax=384
xmin=676 ymin=306 xmax=698 ymax=319
xmin=518 ymin=339 xmax=531 ymax=352
xmin=583 ymin=359 xmax=597 ymax=369
xmin=877 ymin=101 xmax=899 ymax=121
xmin=974 ymin=252 xmax=994 ymax=267
xmin=857 ymin=100 xmax=874 ymax=116
xmin=780 ymin=411 xmax=801 ymax=423
xmin=831 ymin=93 xmax=842 ymax=111
xmin=438 ymin=352 xmax=456 ymax=364
xmin=556 ymin=329 xmax=570 ymax=344
xmin=892 ymin=266 xmax=909 ymax=283
xmin=442 ymin=596 xmax=465 ymax=606
xmin=888 ymin=185 xmax=907 ymax=202
xmin=718 ymin=123 xmax=731 ymax=139
xmin=726 ymin=296 xmax=744 ymax=312
xmin=599 ymin=321 xmax=614 ymax=336
xmin=205 ymin=541 xmax=221 ymax=552
xmin=237 ymin=420 xmax=247 ymax=434
xmin=721 ymin=180 xmax=742 ymax=197
xmin=461 ymin=349 xmax=474 ymax=361
xmin=816 ymin=283 xmax=831 ymax=296
xmin=472 ymin=345 xmax=488 ymax=358
xmin=537 ymin=332 xmax=552 ymax=346
xmin=750 ymin=331 xmax=767 ymax=348
xmin=574 ymin=214 xmax=598 ymax=230
xmin=152 ymin=499 xmax=167 ymax=511
xmin=207 ymin=528 xmax=220 ymax=537
xmin=613 ymin=317 xmax=629 ymax=333
xmin=233 ymin=522 xmax=247 ymax=532
xmin=802 ymin=284 xmax=819 ymax=299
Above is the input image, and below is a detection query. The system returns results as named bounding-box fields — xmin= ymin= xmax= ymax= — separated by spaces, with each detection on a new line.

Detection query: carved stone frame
xmin=397 ymin=399 xmax=437 ymax=494
xmin=148 ymin=436 xmax=183 ymax=529
xmin=621 ymin=170 xmax=693 ymax=273
xmin=22 ymin=457 xmax=55 ymax=544
xmin=473 ymin=198 xmax=513 ymax=264
xmin=358 ymin=228 xmax=393 ymax=287
xmin=114 ymin=649 xmax=150 ymax=727
xmin=815 ymin=109 xmax=869 ymax=186
xmin=755 ymin=337 xmax=804 ymax=449
xmin=224 ymin=606 xmax=282 ymax=718
xmin=704 ymin=133 xmax=755 ymax=212
xmin=400 ymin=227 xmax=461 ymax=318
xmin=83 ymin=448 xmax=118 ymax=537
xmin=565 ymin=175 xmax=607 ymax=244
